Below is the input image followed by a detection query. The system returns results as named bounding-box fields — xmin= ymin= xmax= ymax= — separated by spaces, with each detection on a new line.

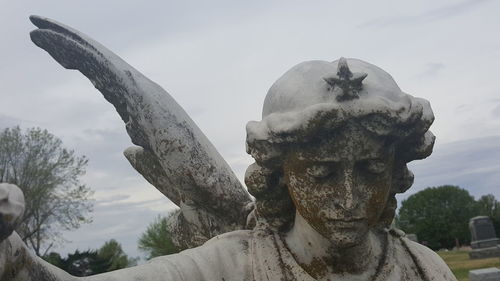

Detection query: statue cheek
xmin=288 ymin=188 xmax=318 ymax=217
xmin=298 ymin=202 xmax=323 ymax=228
xmin=365 ymin=184 xmax=391 ymax=223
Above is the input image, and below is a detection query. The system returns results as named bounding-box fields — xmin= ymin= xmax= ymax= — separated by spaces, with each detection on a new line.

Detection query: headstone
xmin=469 ymin=216 xmax=500 ymax=259
xmin=469 ymin=267 xmax=500 ymax=281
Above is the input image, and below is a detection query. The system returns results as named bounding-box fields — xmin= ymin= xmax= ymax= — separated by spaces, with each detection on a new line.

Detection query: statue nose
xmin=336 ymin=168 xmax=355 ymax=210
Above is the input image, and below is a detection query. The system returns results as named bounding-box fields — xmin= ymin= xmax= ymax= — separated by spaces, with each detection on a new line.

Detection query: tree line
xmin=40 ymin=214 xmax=179 ymax=277
xmin=397 ymin=185 xmax=500 ymax=250
xmin=43 ymin=239 xmax=138 ymax=276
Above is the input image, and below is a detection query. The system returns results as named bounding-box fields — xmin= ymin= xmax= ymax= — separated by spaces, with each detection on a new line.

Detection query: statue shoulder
xmin=202 ymin=229 xmax=254 ymax=252
xmin=392 ymin=233 xmax=457 ymax=281
xmin=152 ymin=230 xmax=254 ymax=280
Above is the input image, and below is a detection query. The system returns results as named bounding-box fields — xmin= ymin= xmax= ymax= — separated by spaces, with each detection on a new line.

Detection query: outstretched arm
xmin=2 ymin=233 xmax=201 ymax=281
xmin=0 ymin=184 xmax=205 ymax=281
xmin=29 ymin=15 xmax=252 ymax=247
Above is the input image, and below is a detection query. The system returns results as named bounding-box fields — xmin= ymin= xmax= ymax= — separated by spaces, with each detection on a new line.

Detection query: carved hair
xmin=244 ymin=58 xmax=435 ymax=232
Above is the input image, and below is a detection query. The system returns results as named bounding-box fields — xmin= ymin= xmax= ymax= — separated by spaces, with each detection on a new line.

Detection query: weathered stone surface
xmin=0 ymin=184 xmax=25 ymax=242
xmin=28 ymin=15 xmax=252 ymax=249
xmin=469 ymin=267 xmax=500 ymax=281
xmin=124 ymin=146 xmax=248 ymax=248
xmin=0 ymin=16 xmax=457 ymax=281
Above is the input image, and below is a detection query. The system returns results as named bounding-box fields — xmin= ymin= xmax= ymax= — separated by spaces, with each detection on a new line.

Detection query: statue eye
xmin=306 ymin=164 xmax=333 ymax=178
xmin=364 ymin=160 xmax=387 ymax=174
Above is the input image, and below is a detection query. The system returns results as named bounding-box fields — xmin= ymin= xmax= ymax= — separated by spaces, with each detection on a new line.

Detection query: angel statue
xmin=0 ymin=16 xmax=457 ymax=281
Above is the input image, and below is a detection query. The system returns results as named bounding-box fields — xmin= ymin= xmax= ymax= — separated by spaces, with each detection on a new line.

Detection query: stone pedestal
xmin=472 ymin=238 xmax=500 ymax=249
xmin=469 ymin=245 xmax=500 ymax=259
xmin=469 ymin=267 xmax=500 ymax=281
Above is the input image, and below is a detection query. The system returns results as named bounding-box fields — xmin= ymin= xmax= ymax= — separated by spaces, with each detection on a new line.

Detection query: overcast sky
xmin=1 ymin=0 xmax=499 ymax=259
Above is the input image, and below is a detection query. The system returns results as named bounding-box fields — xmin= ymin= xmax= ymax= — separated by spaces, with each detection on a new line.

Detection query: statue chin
xmin=318 ymin=221 xmax=371 ymax=248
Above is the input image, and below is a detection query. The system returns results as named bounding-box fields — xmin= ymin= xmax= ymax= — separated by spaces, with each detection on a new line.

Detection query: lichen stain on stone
xmin=299 ymin=257 xmax=329 ymax=279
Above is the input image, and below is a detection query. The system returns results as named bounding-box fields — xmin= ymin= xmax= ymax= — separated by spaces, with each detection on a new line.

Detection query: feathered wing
xmin=30 ymin=15 xmax=252 ymax=248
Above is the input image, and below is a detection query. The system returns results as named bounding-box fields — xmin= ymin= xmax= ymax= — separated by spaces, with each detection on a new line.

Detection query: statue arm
xmin=0 ymin=232 xmax=76 ymax=281
xmin=0 ymin=185 xmax=188 ymax=281
xmin=0 ymin=184 xmax=246 ymax=280
xmin=1 ymin=233 xmax=198 ymax=281
xmin=2 ymin=231 xmax=227 ymax=281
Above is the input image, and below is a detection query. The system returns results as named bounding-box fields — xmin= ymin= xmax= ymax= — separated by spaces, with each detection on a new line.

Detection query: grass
xmin=437 ymin=250 xmax=500 ymax=281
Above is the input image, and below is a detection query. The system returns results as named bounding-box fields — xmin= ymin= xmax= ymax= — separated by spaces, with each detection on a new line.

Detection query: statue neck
xmin=284 ymin=212 xmax=383 ymax=278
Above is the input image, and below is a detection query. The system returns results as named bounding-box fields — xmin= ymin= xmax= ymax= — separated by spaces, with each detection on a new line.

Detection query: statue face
xmin=283 ymin=125 xmax=394 ymax=247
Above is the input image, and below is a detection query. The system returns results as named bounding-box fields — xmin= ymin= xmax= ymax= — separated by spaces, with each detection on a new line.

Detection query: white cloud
xmin=400 ymin=135 xmax=500 ymax=203
xmin=357 ymin=0 xmax=493 ymax=28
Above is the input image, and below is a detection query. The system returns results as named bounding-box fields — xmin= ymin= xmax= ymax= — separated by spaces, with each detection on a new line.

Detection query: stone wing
xmin=30 ymin=16 xmax=252 ymax=248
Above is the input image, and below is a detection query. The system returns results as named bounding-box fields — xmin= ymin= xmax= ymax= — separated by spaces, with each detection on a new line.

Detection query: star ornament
xmin=323 ymin=57 xmax=368 ymax=101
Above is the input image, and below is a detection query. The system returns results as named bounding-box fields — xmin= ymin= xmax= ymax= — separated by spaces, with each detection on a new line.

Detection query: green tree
xmin=43 ymin=239 xmax=136 ymax=276
xmin=138 ymin=213 xmax=180 ymax=259
xmin=397 ymin=185 xmax=479 ymax=250
xmin=63 ymin=250 xmax=98 ymax=277
xmin=476 ymin=194 xmax=500 ymax=235
xmin=43 ymin=250 xmax=98 ymax=277
xmin=43 ymin=251 xmax=65 ymax=269
xmin=0 ymin=126 xmax=93 ymax=255
xmin=94 ymin=239 xmax=137 ymax=272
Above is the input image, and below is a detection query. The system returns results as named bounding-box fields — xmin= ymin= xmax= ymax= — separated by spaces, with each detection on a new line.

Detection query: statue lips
xmin=326 ymin=218 xmax=367 ymax=229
